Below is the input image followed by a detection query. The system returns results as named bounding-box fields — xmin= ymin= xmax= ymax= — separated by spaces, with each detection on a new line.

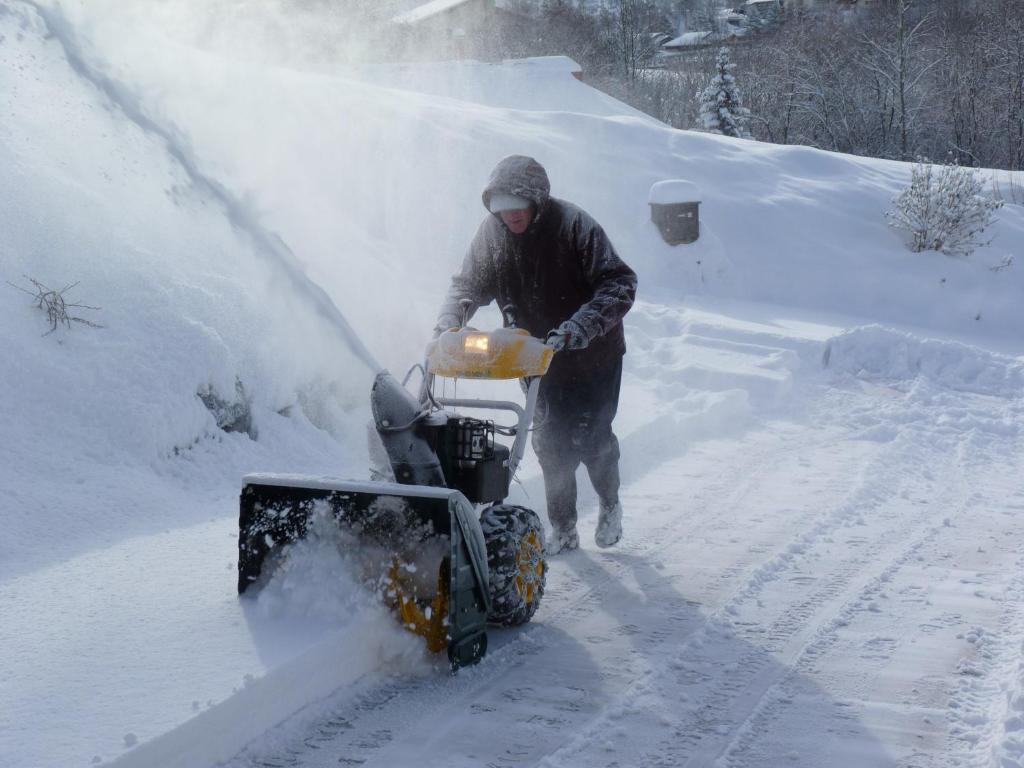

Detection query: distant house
xmin=788 ymin=0 xmax=879 ymax=6
xmin=650 ymin=31 xmax=675 ymax=49
xmin=743 ymin=0 xmax=782 ymax=23
xmin=390 ymin=0 xmax=495 ymax=58
xmin=662 ymin=30 xmax=715 ymax=52
xmin=720 ymin=8 xmax=748 ymax=31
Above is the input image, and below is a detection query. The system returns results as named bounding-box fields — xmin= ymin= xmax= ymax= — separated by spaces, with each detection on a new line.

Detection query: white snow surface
xmin=649 ymin=179 xmax=703 ymax=205
xmin=3 ymin=2 xmax=1024 ymax=767
xmin=393 ymin=0 xmax=481 ymax=25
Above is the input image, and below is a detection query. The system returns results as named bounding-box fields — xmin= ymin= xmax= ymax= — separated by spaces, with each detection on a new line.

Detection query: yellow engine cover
xmin=426 ymin=328 xmax=554 ymax=380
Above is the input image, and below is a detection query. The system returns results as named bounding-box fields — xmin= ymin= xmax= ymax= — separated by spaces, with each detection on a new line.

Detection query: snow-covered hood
xmin=481 ymin=155 xmax=551 ymax=217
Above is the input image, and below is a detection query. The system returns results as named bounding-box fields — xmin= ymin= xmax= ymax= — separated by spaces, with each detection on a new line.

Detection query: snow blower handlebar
xmin=425 ymin=327 xmax=554 ymax=380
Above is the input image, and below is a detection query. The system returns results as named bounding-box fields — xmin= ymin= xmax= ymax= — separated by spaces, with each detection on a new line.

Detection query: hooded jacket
xmin=438 ymin=156 xmax=637 ymax=380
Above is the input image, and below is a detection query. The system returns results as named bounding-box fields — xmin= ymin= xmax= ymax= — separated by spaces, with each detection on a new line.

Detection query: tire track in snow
xmin=942 ymin=445 xmax=1024 ymax=768
xmin=666 ymin=474 xmax=953 ymax=764
xmin=717 ymin=436 xmax=1024 ymax=768
xmin=686 ymin=392 xmax=1024 ymax=768
xmin=543 ymin=384 xmax=1000 ymax=768
xmin=993 ymin=563 xmax=1024 ymax=768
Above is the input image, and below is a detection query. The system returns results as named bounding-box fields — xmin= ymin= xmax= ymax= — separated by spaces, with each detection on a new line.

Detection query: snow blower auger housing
xmin=238 ymin=328 xmax=554 ymax=668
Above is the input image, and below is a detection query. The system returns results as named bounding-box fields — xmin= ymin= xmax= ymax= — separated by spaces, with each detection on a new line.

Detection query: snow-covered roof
xmin=664 ymin=31 xmax=713 ymax=48
xmin=393 ymin=0 xmax=479 ymax=25
xmin=500 ymin=55 xmax=582 ymax=76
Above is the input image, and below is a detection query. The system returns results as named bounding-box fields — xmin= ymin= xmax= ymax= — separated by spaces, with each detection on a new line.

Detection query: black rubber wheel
xmin=480 ymin=504 xmax=547 ymax=626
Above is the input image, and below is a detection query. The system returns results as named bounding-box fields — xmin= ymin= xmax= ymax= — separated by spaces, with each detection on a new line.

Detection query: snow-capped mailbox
xmin=649 ymin=180 xmax=701 ymax=245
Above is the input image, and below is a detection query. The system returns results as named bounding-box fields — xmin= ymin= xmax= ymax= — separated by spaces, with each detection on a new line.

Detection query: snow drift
xmin=823 ymin=325 xmax=1024 ymax=397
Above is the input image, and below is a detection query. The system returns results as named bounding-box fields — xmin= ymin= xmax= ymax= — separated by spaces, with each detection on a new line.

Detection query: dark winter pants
xmin=531 ymin=357 xmax=623 ymax=531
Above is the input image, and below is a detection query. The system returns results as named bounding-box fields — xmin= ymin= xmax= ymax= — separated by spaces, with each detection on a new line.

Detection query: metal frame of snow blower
xmin=237 ymin=328 xmax=552 ymax=668
xmin=423 ymin=378 xmax=541 ymax=482
xmin=238 ymin=476 xmax=492 ymax=667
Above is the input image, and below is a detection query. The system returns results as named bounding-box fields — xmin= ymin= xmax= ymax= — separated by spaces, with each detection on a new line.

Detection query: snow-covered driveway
xmin=224 ymin=308 xmax=1024 ymax=768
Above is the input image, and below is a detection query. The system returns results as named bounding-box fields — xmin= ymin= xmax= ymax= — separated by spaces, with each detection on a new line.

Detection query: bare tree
xmin=859 ymin=0 xmax=941 ymax=160
xmin=607 ymin=0 xmax=666 ymax=82
xmin=981 ymin=0 xmax=1024 ymax=170
xmin=674 ymin=0 xmax=722 ymax=33
xmin=484 ymin=0 xmax=1024 ymax=171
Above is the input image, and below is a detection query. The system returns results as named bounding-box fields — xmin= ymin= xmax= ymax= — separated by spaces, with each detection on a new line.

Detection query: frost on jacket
xmin=437 ymin=156 xmax=637 ymax=377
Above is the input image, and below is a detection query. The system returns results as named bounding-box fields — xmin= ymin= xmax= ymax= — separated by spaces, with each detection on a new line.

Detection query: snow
xmin=823 ymin=325 xmax=1024 ymax=397
xmin=242 ymin=475 xmax=461 ymax=498
xmin=3 ymin=1 xmax=1024 ymax=767
xmin=0 ymin=517 xmax=425 ymax=768
xmin=393 ymin=0 xmax=481 ymax=26
xmin=648 ymin=179 xmax=703 ymax=204
xmin=664 ymin=31 xmax=713 ymax=48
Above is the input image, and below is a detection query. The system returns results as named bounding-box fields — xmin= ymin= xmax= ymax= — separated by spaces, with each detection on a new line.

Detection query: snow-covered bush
xmin=888 ymin=161 xmax=1003 ymax=257
xmin=197 ymin=379 xmax=254 ymax=438
xmin=698 ymin=47 xmax=750 ymax=139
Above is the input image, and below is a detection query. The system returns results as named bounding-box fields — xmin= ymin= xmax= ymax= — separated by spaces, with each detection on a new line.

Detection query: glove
xmin=546 ymin=319 xmax=589 ymax=352
xmin=433 ymin=314 xmax=461 ymax=338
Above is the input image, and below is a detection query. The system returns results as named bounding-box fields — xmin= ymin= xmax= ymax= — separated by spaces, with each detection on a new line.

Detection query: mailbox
xmin=649 ymin=180 xmax=701 ymax=245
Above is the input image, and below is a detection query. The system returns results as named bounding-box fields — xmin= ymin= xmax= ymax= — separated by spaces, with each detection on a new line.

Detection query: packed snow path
xmin=225 ymin=310 xmax=1024 ymax=768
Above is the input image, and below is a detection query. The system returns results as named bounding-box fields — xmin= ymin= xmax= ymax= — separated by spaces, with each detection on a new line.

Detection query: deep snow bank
xmin=823 ymin=325 xmax=1024 ymax=397
xmin=2 ymin=9 xmax=419 ymax=759
xmin=821 ymin=324 xmax=1024 ymax=446
xmin=0 ymin=3 xmax=377 ymax=576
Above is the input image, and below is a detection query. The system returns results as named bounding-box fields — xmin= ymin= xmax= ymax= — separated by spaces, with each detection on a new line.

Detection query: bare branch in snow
xmin=6 ymin=275 xmax=104 ymax=336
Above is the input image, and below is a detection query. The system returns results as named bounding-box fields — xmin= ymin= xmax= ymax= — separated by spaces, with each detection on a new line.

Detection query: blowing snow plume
xmin=0 ymin=1 xmax=389 ymax=578
xmin=29 ymin=0 xmax=502 ymax=374
xmin=22 ymin=0 xmax=382 ymax=374
xmin=44 ymin=0 xmax=394 ymax=68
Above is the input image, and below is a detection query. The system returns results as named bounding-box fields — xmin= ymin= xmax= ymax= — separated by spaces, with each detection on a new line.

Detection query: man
xmin=436 ymin=155 xmax=637 ymax=553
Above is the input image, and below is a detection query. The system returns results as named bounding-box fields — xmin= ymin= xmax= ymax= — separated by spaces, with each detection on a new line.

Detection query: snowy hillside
xmin=2 ymin=1 xmax=1024 ymax=767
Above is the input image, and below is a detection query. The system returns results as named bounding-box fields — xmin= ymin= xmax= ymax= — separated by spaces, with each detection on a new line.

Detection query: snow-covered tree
xmin=887 ymin=160 xmax=1003 ymax=258
xmin=698 ymin=47 xmax=750 ymax=138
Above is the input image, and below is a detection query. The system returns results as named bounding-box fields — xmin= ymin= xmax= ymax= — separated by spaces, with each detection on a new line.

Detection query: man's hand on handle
xmin=545 ymin=319 xmax=588 ymax=352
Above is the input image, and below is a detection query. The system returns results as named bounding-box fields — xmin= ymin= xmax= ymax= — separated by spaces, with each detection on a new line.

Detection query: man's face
xmin=499 ymin=207 xmax=532 ymax=235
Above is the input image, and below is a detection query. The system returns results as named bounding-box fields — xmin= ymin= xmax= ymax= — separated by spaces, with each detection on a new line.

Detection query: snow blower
xmin=237 ymin=327 xmax=552 ymax=667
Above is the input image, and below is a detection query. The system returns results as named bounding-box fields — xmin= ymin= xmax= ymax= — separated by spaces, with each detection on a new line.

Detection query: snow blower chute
xmin=238 ymin=328 xmax=553 ymax=667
